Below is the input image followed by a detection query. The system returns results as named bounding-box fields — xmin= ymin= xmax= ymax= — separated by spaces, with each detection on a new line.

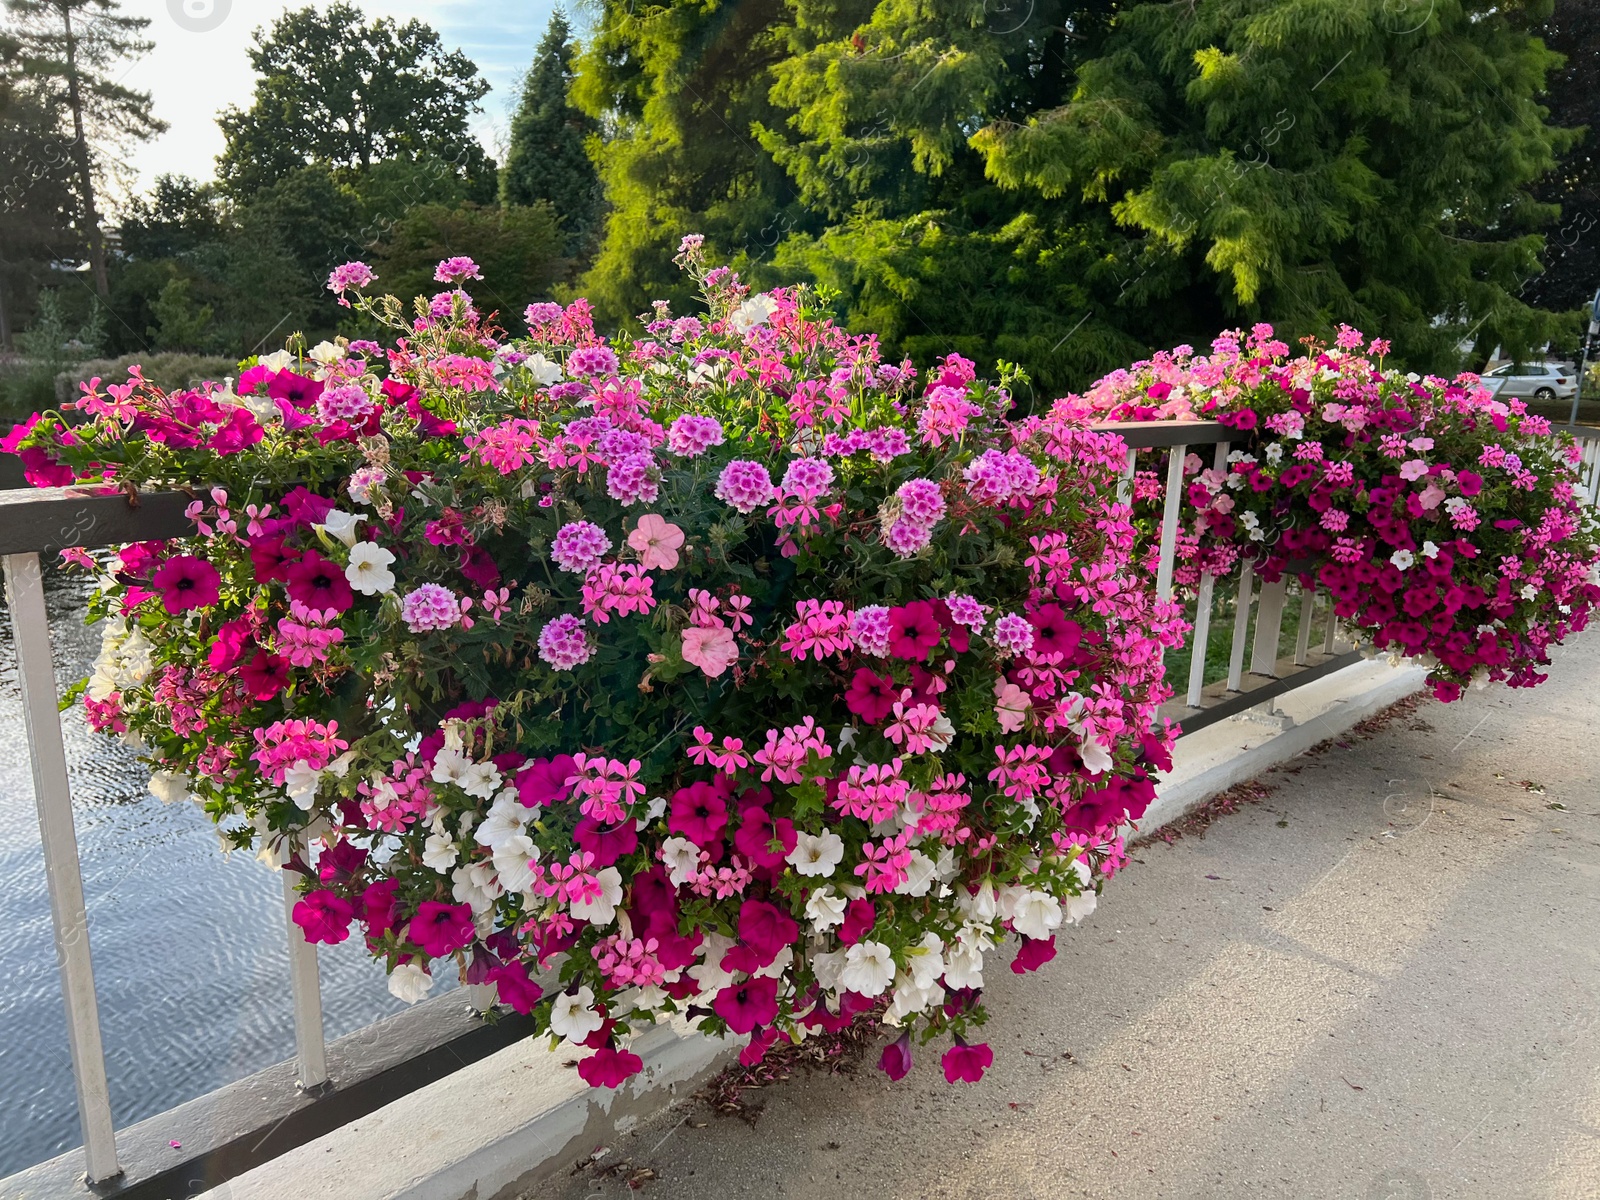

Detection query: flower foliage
xmin=6 ymin=246 xmax=1189 ymax=1088
xmin=1055 ymin=324 xmax=1600 ymax=701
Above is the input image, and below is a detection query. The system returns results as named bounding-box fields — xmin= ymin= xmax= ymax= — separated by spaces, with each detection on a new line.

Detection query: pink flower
xmin=326 ymin=261 xmax=375 ymax=292
xmin=152 ymin=555 xmax=221 ymax=613
xmin=627 ymin=514 xmax=685 ymax=570
xmin=844 ymin=669 xmax=897 ymax=725
xmin=552 ymin=521 xmax=612 ymax=573
xmin=880 ymin=1031 xmax=914 ymax=1080
xmin=287 ymin=552 xmax=354 ymax=614
xmin=682 ymin=625 xmax=738 ymax=677
xmin=669 ymin=781 xmax=728 ymax=844
xmin=994 ymin=680 xmax=1030 ymax=733
xmin=433 ymin=256 xmax=482 ymax=283
xmin=400 ymin=583 xmax=461 ymax=633
xmin=1010 ymin=935 xmax=1057 ymax=974
xmin=941 ymin=1038 xmax=993 ymax=1083
xmin=666 ymin=414 xmax=725 ymax=457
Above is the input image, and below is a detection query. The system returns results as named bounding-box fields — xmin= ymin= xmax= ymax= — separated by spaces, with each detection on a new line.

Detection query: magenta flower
xmin=240 ymin=649 xmax=289 ymax=700
xmin=1010 ymin=935 xmax=1057 ymax=974
xmin=487 ymin=960 xmax=544 ymax=1014
xmin=712 ymin=976 xmax=779 ymax=1035
xmin=887 ymin=601 xmax=942 ymax=660
xmin=897 ymin=477 xmax=946 ymax=526
xmin=733 ymin=898 xmax=798 ymax=969
xmin=286 ymin=552 xmax=354 ymax=614
xmin=292 ymin=891 xmax=355 ymax=944
xmin=941 ymin=1038 xmax=993 ymax=1084
xmin=668 ymin=781 xmax=728 ymax=844
xmin=515 ymin=754 xmax=578 ymax=806
xmin=316 ymin=383 xmax=375 ymax=424
xmin=153 ymin=555 xmax=221 ymax=614
xmin=567 ymin=345 xmax=620 ymax=378
xmin=713 ymin=459 xmax=775 ymax=513
xmin=666 ymin=414 xmax=724 ymax=457
xmin=879 ymin=1031 xmax=913 ymax=1081
xmin=844 ymin=668 xmax=897 ymax=725
xmin=576 ymin=1044 xmax=644 ymax=1088
xmin=407 ymin=900 xmax=475 ymax=958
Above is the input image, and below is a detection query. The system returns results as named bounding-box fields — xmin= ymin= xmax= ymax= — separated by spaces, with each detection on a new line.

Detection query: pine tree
xmin=500 ymin=11 xmax=602 ymax=257
xmin=5 ymin=0 xmax=164 ymax=298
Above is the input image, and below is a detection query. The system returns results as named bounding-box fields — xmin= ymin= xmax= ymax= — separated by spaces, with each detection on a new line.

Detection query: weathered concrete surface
xmin=553 ymin=634 xmax=1600 ymax=1200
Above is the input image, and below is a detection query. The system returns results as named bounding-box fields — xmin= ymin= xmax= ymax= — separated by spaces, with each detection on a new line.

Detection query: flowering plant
xmin=5 ymin=244 xmax=1187 ymax=1087
xmin=1054 ymin=325 xmax=1600 ymax=700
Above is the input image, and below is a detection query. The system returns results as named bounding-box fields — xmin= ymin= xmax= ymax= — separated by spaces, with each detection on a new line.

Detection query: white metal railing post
xmin=1226 ymin=560 xmax=1254 ymax=692
xmin=1250 ymin=577 xmax=1289 ymax=677
xmin=1293 ymin=587 xmax=1317 ymax=665
xmin=1185 ymin=443 xmax=1230 ymax=707
xmin=1116 ymin=446 xmax=1137 ymax=506
xmin=1154 ymin=444 xmax=1187 ymax=602
xmin=3 ymin=552 xmax=122 ymax=1183
xmin=1323 ymin=602 xmax=1339 ymax=654
xmin=282 ymin=856 xmax=330 ymax=1091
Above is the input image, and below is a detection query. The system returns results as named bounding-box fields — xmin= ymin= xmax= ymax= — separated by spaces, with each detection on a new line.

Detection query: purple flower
xmin=714 ymin=459 xmax=776 ymax=513
xmin=781 ymin=456 xmax=834 ymax=499
xmin=429 ymin=289 xmax=475 ymax=321
xmin=567 ymin=346 xmax=620 ymax=378
xmin=666 ymin=414 xmax=725 ymax=458
xmin=991 ymin=612 xmax=1034 ymax=655
xmin=525 ymin=302 xmax=563 ymax=330
xmin=433 ymin=256 xmax=482 ymax=284
xmin=537 ymin=613 xmax=591 ymax=670
xmin=326 ymin=261 xmax=375 ymax=293
xmin=551 ymin=521 xmax=612 ymax=573
xmin=879 ymin=1030 xmax=913 ymax=1081
xmin=897 ymin=478 xmax=946 ymax=527
xmin=848 ymin=605 xmax=892 ymax=657
xmin=401 ymin=583 xmax=461 ymax=633
xmin=605 ymin=452 xmax=660 ymax=506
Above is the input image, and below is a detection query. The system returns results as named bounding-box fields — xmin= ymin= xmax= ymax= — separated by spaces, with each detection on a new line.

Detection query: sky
xmin=110 ymin=0 xmax=563 ymax=203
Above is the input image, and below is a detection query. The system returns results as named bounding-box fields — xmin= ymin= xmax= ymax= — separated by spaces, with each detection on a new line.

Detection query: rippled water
xmin=0 ymin=568 xmax=442 ymax=1177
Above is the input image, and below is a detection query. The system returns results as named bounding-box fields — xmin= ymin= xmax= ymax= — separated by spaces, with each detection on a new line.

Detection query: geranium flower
xmin=682 ymin=625 xmax=738 ymax=677
xmin=627 ymin=514 xmax=685 ymax=570
xmin=152 ymin=555 xmax=221 ymax=613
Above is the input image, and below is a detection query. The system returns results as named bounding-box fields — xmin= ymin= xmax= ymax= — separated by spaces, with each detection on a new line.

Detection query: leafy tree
xmin=1524 ymin=0 xmax=1600 ymax=314
xmin=972 ymin=0 xmax=1580 ymax=369
xmin=5 ymin=0 xmax=164 ymax=297
xmin=119 ymin=174 xmax=225 ymax=261
xmin=369 ymin=201 xmax=568 ymax=322
xmin=147 ymin=275 xmax=212 ymax=352
xmin=501 ymin=11 xmax=603 ymax=257
xmin=217 ymin=3 xmax=494 ymax=198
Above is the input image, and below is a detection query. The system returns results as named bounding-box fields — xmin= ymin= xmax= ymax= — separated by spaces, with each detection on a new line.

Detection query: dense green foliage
xmin=574 ymin=0 xmax=1588 ymax=393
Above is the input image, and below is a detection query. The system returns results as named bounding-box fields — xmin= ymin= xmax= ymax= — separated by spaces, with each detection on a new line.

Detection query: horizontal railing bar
xmin=0 ymin=487 xmax=192 ymax=555
xmin=1170 ymin=650 xmax=1365 ymax=736
xmin=1088 ymin=420 xmax=1230 ymax=449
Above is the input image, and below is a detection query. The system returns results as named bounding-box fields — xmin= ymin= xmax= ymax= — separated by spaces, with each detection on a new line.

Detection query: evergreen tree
xmin=218 ymin=3 xmax=494 ymax=198
xmin=1524 ymin=0 xmax=1599 ymax=314
xmin=501 ymin=11 xmax=603 ymax=257
xmin=5 ymin=0 xmax=164 ymax=298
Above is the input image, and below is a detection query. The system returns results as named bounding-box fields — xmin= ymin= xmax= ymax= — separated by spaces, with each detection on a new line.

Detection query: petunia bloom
xmin=682 ymin=625 xmax=738 ymax=677
xmin=941 ymin=1038 xmax=994 ymax=1084
xmin=152 ymin=555 xmax=221 ymax=613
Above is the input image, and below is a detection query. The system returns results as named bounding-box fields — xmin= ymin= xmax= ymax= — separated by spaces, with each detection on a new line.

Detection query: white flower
xmin=907 ymin=932 xmax=945 ymax=990
xmin=387 ymin=961 xmax=434 ymax=1005
xmin=1079 ymin=736 xmax=1113 ymax=777
xmin=149 ymin=769 xmax=191 ymax=805
xmin=787 ymin=830 xmax=844 ymax=878
xmin=451 ymin=861 xmax=502 ymax=914
xmin=526 ymin=353 xmax=563 ymax=386
xmin=688 ymin=934 xmax=736 ymax=996
xmin=307 ymin=340 xmax=345 ymax=365
xmin=549 ymin=987 xmax=604 ymax=1041
xmin=283 ymin=761 xmax=323 ymax=810
xmin=1011 ymin=890 xmax=1064 ymax=940
xmin=942 ymin=939 xmax=985 ymax=990
xmin=1263 ymin=442 xmax=1283 ymax=464
xmin=569 ymin=866 xmax=624 ymax=925
xmin=805 ymin=887 xmax=848 ymax=933
xmin=638 ymin=795 xmax=668 ymax=829
xmin=491 ymin=834 xmax=540 ymax=895
xmin=811 ymin=948 xmax=847 ymax=992
xmin=317 ymin=509 xmax=363 ymax=547
xmin=458 ymin=761 xmax=502 ymax=801
xmin=840 ymin=940 xmax=896 ymax=997
xmin=345 ymin=541 xmax=397 ymax=595
xmin=961 ymin=881 xmax=998 ymax=924
xmin=422 ymin=829 xmax=459 ymax=873
xmin=926 ymin=713 xmax=956 ymax=753
xmin=431 ymin=748 xmax=471 ymax=788
xmin=1064 ymin=859 xmax=1097 ymax=924
xmin=1520 ymin=583 xmax=1538 ymax=601
xmin=1389 ymin=549 xmax=1415 ymax=571
xmin=614 ymin=984 xmax=668 ymax=1016
xmin=1421 ymin=540 xmax=1440 ymax=559
xmin=258 ymin=350 xmax=294 ymax=372
xmin=474 ymin=794 xmax=528 ymax=852
xmin=885 ymin=978 xmax=943 ymax=1025
xmin=730 ymin=293 xmax=778 ymax=334
xmin=660 ymin=837 xmax=702 ymax=887
xmin=754 ymin=944 xmax=794 ymax=980
xmin=895 ymin=850 xmax=937 ymax=897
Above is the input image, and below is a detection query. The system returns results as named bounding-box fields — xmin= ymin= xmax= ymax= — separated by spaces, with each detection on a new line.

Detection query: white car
xmin=1478 ymin=361 xmax=1578 ymax=402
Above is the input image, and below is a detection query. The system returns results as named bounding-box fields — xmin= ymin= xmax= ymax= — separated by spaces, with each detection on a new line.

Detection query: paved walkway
xmin=555 ymin=633 xmax=1600 ymax=1200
